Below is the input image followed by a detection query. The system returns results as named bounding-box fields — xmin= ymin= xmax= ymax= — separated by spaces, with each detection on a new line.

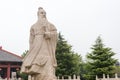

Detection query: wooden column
xmin=7 ymin=63 xmax=11 ymax=80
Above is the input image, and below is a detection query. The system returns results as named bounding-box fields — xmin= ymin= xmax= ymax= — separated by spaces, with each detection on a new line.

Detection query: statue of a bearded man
xmin=21 ymin=7 xmax=57 ymax=80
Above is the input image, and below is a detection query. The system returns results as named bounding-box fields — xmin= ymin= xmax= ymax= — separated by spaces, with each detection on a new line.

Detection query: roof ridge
xmin=0 ymin=48 xmax=22 ymax=59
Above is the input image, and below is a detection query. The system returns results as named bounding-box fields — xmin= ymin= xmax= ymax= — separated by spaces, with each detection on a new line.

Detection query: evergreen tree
xmin=80 ymin=62 xmax=93 ymax=80
xmin=56 ymin=33 xmax=82 ymax=77
xmin=87 ymin=36 xmax=117 ymax=79
xmin=21 ymin=50 xmax=28 ymax=58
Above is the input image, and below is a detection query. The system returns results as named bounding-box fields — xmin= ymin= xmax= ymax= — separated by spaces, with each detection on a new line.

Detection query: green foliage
xmin=80 ymin=62 xmax=94 ymax=80
xmin=17 ymin=71 xmax=28 ymax=80
xmin=56 ymin=33 xmax=82 ymax=76
xmin=86 ymin=36 xmax=117 ymax=79
xmin=20 ymin=50 xmax=28 ymax=80
xmin=21 ymin=50 xmax=28 ymax=58
xmin=114 ymin=61 xmax=120 ymax=76
xmin=115 ymin=66 xmax=120 ymax=76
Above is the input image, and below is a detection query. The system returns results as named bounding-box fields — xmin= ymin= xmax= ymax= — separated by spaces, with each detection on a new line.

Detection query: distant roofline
xmin=0 ymin=60 xmax=22 ymax=63
xmin=0 ymin=46 xmax=22 ymax=59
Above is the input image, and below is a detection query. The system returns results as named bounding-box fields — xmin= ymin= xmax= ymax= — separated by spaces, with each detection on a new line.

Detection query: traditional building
xmin=0 ymin=47 xmax=22 ymax=80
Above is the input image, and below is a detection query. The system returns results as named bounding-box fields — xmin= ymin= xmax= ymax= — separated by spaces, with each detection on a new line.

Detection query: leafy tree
xmin=87 ymin=36 xmax=117 ymax=79
xmin=56 ymin=33 xmax=82 ymax=77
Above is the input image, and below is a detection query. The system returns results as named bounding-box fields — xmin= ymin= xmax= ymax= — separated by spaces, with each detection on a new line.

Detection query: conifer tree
xmin=87 ymin=36 xmax=117 ymax=79
xmin=56 ymin=33 xmax=82 ymax=77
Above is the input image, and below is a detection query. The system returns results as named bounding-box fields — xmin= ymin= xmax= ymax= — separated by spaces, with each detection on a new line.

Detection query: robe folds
xmin=21 ymin=20 xmax=57 ymax=78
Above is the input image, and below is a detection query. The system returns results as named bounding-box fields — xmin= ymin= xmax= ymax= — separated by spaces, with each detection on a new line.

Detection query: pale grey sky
xmin=0 ymin=0 xmax=120 ymax=61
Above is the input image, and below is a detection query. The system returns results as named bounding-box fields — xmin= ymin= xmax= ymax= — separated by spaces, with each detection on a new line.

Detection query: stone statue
xmin=21 ymin=7 xmax=58 ymax=80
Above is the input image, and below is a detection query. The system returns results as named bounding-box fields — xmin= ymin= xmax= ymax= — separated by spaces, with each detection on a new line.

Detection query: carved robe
xmin=21 ymin=19 xmax=57 ymax=80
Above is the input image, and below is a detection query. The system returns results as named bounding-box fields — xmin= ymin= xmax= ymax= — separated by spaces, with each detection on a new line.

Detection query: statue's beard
xmin=38 ymin=16 xmax=47 ymax=21
xmin=38 ymin=15 xmax=46 ymax=19
xmin=37 ymin=16 xmax=48 ymax=27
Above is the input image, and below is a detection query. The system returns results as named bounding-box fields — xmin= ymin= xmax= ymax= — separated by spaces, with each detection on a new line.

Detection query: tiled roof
xmin=0 ymin=47 xmax=22 ymax=62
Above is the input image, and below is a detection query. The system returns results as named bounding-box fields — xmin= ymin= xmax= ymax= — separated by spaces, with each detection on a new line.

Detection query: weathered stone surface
xmin=21 ymin=7 xmax=57 ymax=80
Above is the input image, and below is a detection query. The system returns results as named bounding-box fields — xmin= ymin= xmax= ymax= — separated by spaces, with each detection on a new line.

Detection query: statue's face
xmin=38 ymin=9 xmax=46 ymax=18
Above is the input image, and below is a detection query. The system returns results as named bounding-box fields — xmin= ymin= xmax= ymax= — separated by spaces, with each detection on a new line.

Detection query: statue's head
xmin=37 ymin=7 xmax=46 ymax=19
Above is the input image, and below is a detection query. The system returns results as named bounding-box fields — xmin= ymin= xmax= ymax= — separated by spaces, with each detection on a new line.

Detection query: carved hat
xmin=37 ymin=7 xmax=46 ymax=17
